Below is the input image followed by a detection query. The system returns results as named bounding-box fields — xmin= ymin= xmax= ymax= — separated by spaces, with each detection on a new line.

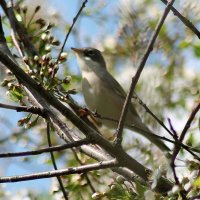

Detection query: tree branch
xmin=0 ymin=0 xmax=38 ymax=55
xmin=0 ymin=160 xmax=117 ymax=183
xmin=115 ymin=0 xmax=176 ymax=145
xmin=171 ymin=101 xmax=200 ymax=163
xmin=0 ymin=139 xmax=90 ymax=158
xmin=132 ymin=94 xmax=174 ymax=138
xmin=160 ymin=0 xmax=200 ymax=39
xmin=0 ymin=103 xmax=46 ymax=116
xmin=170 ymin=100 xmax=200 ymax=199
xmin=0 ymin=15 xmax=172 ymax=193
xmin=46 ymin=122 xmax=68 ymax=200
xmin=56 ymin=0 xmax=88 ymax=64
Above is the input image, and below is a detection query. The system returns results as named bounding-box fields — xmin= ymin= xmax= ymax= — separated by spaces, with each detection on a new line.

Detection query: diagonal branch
xmin=115 ymin=0 xmax=176 ymax=146
xmin=56 ymin=0 xmax=88 ymax=63
xmin=0 ymin=15 xmax=172 ymax=193
xmin=171 ymin=101 xmax=200 ymax=163
xmin=46 ymin=122 xmax=68 ymax=200
xmin=0 ymin=139 xmax=90 ymax=158
xmin=160 ymin=0 xmax=200 ymax=39
xmin=0 ymin=0 xmax=38 ymax=55
xmin=0 ymin=103 xmax=45 ymax=116
xmin=170 ymin=100 xmax=200 ymax=199
xmin=132 ymin=94 xmax=174 ymax=138
xmin=131 ymin=94 xmax=200 ymax=160
xmin=0 ymin=159 xmax=117 ymax=183
xmin=72 ymin=148 xmax=97 ymax=193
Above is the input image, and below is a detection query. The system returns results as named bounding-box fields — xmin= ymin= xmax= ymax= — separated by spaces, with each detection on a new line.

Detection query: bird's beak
xmin=71 ymin=47 xmax=84 ymax=55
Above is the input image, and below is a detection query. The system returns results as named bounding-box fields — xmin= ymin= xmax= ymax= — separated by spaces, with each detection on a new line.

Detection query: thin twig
xmin=47 ymin=122 xmax=68 ymax=200
xmin=0 ymin=139 xmax=90 ymax=158
xmin=72 ymin=150 xmax=96 ymax=193
xmin=170 ymin=101 xmax=200 ymax=199
xmin=167 ymin=118 xmax=178 ymax=139
xmin=59 ymin=94 xmax=97 ymax=192
xmin=94 ymin=108 xmax=200 ymax=160
xmin=55 ymin=0 xmax=88 ymax=65
xmin=132 ymin=94 xmax=174 ymax=138
xmin=171 ymin=101 xmax=200 ymax=163
xmin=0 ymin=159 xmax=117 ymax=183
xmin=131 ymin=94 xmax=200 ymax=159
xmin=160 ymin=0 xmax=200 ymax=39
xmin=8 ymin=1 xmax=24 ymax=57
xmin=114 ymin=0 xmax=176 ymax=146
xmin=0 ymin=103 xmax=45 ymax=116
xmin=154 ymin=135 xmax=200 ymax=161
xmin=11 ymin=29 xmax=24 ymax=57
xmin=0 ymin=16 xmax=173 ymax=193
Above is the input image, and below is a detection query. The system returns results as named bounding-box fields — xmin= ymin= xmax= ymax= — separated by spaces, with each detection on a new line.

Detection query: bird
xmin=71 ymin=47 xmax=169 ymax=152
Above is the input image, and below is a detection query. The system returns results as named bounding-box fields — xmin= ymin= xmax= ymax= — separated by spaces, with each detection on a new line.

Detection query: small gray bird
xmin=72 ymin=47 xmax=169 ymax=152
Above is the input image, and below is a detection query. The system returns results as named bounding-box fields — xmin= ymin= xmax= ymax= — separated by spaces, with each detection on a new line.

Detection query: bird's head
xmin=71 ymin=47 xmax=107 ymax=73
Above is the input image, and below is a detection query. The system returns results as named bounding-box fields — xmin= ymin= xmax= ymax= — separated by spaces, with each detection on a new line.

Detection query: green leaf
xmin=5 ymin=36 xmax=12 ymax=43
xmin=8 ymin=91 xmax=22 ymax=102
xmin=193 ymin=44 xmax=200 ymax=57
xmin=179 ymin=41 xmax=190 ymax=49
xmin=186 ymin=132 xmax=194 ymax=146
xmin=193 ymin=177 xmax=200 ymax=187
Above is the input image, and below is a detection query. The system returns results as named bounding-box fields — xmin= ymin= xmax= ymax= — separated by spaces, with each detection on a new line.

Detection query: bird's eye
xmin=86 ymin=50 xmax=94 ymax=57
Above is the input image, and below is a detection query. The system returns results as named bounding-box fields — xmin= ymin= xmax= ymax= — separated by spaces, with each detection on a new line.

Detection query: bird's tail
xmin=128 ymin=121 xmax=170 ymax=152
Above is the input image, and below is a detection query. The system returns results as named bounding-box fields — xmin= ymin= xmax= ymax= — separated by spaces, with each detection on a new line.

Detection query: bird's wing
xmin=99 ymin=71 xmax=139 ymax=117
xmin=98 ymin=71 xmax=170 ymax=152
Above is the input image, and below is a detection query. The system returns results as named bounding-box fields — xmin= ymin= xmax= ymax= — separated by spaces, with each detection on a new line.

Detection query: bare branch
xmin=0 ymin=139 xmax=90 ymax=158
xmin=72 ymin=149 xmax=96 ymax=193
xmin=46 ymin=122 xmax=68 ymax=200
xmin=172 ymin=101 xmax=200 ymax=162
xmin=0 ymin=103 xmax=45 ymax=116
xmin=132 ymin=94 xmax=174 ymax=138
xmin=0 ymin=160 xmax=117 ymax=183
xmin=170 ymin=101 xmax=200 ymax=199
xmin=160 ymin=0 xmax=200 ymax=39
xmin=56 ymin=0 xmax=88 ymax=64
xmin=0 ymin=15 xmax=172 ymax=193
xmin=132 ymin=94 xmax=200 ymax=159
xmin=167 ymin=118 xmax=178 ymax=139
xmin=115 ymin=0 xmax=176 ymax=146
xmin=0 ymin=46 xmax=173 ymax=193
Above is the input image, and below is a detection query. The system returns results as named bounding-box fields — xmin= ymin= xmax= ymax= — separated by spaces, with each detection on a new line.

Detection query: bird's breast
xmin=82 ymin=71 xmax=103 ymax=111
xmin=81 ymin=71 xmax=123 ymax=127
